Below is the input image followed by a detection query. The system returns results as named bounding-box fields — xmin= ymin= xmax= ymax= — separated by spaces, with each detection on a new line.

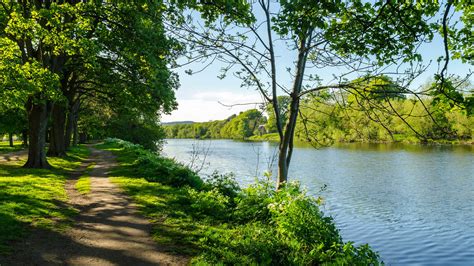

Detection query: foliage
xmin=0 ymin=1 xmax=181 ymax=165
xmin=164 ymin=109 xmax=266 ymax=140
xmin=102 ymin=138 xmax=203 ymax=188
xmin=77 ymin=98 xmax=167 ymax=151
xmin=100 ymin=139 xmax=381 ymax=265
xmin=167 ymin=86 xmax=473 ymax=144
xmin=0 ymin=107 xmax=27 ymax=136
xmin=171 ymin=0 xmax=463 ymax=186
xmin=0 ymin=145 xmax=89 ymax=253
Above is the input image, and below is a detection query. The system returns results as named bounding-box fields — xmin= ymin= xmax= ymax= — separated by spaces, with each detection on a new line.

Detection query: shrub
xmin=203 ymin=171 xmax=240 ymax=199
xmin=187 ymin=188 xmax=231 ymax=219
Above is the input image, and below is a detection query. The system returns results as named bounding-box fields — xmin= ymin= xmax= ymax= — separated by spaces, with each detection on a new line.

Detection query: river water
xmin=162 ymin=139 xmax=474 ymax=265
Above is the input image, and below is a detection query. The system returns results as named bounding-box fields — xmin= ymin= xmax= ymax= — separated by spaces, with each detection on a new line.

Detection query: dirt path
xmin=0 ymin=150 xmax=27 ymax=162
xmin=1 ymin=146 xmax=189 ymax=266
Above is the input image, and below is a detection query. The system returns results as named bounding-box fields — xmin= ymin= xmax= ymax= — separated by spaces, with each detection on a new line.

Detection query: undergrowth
xmin=98 ymin=138 xmax=381 ymax=265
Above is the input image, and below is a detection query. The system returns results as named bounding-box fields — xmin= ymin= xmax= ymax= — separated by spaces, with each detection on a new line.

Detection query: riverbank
xmin=167 ymin=133 xmax=474 ymax=146
xmin=248 ymin=133 xmax=474 ymax=145
xmin=97 ymin=138 xmax=381 ymax=264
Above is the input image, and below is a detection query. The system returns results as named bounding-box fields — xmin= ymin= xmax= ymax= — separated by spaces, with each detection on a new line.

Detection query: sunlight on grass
xmin=75 ymin=175 xmax=91 ymax=194
xmin=0 ymin=141 xmax=24 ymax=154
xmin=0 ymin=145 xmax=89 ymax=254
xmin=111 ymin=176 xmax=200 ymax=255
xmin=75 ymin=163 xmax=95 ymax=195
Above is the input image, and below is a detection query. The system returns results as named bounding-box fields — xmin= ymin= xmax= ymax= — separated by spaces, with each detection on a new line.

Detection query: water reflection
xmin=163 ymin=139 xmax=474 ymax=265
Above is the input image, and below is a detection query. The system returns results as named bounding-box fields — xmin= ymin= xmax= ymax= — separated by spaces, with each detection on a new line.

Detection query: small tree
xmin=172 ymin=1 xmax=468 ymax=188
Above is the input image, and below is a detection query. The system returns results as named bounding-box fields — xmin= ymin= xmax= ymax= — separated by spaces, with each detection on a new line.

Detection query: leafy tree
xmin=0 ymin=1 xmax=179 ymax=167
xmin=173 ymin=1 xmax=454 ymax=187
xmin=0 ymin=107 xmax=27 ymax=147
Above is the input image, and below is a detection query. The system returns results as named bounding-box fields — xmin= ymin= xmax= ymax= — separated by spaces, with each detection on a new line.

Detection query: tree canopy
xmin=170 ymin=0 xmax=472 ymax=187
xmin=0 ymin=1 xmax=183 ymax=166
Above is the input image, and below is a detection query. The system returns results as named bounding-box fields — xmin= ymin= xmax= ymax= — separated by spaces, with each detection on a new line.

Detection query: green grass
xmin=0 ymin=145 xmax=90 ymax=254
xmin=0 ymin=141 xmax=24 ymax=154
xmin=97 ymin=142 xmax=219 ymax=255
xmin=75 ymin=163 xmax=95 ymax=195
xmin=98 ymin=140 xmax=380 ymax=265
xmin=247 ymin=133 xmax=280 ymax=142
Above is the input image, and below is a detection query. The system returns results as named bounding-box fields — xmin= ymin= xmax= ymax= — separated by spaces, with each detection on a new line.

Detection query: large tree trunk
xmin=24 ymin=99 xmax=51 ymax=169
xmin=8 ymin=133 xmax=13 ymax=147
xmin=65 ymin=110 xmax=73 ymax=150
xmin=47 ymin=104 xmax=67 ymax=157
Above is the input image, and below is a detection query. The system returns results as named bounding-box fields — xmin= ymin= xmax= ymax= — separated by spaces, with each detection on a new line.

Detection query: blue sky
xmin=162 ymin=10 xmax=472 ymax=123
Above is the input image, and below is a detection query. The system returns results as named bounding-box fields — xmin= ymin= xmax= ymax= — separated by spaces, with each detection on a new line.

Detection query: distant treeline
xmin=164 ymin=109 xmax=267 ymax=140
xmin=164 ymin=91 xmax=473 ymax=144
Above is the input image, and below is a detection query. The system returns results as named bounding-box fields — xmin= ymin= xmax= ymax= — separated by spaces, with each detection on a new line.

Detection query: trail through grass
xmin=0 ymin=146 xmax=90 ymax=254
xmin=97 ymin=140 xmax=381 ymax=265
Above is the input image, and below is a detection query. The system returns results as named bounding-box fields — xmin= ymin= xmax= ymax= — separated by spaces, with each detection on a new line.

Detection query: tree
xmin=0 ymin=107 xmax=27 ymax=147
xmin=172 ymin=1 xmax=457 ymax=188
xmin=1 ymin=1 xmax=180 ymax=167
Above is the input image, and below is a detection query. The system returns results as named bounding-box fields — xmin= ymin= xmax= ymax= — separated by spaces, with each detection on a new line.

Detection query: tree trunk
xmin=65 ymin=100 xmax=80 ymax=150
xmin=275 ymin=36 xmax=309 ymax=189
xmin=73 ymin=118 xmax=79 ymax=146
xmin=22 ymin=130 xmax=28 ymax=146
xmin=8 ymin=133 xmax=13 ymax=147
xmin=47 ymin=104 xmax=67 ymax=157
xmin=65 ymin=111 xmax=73 ymax=150
xmin=79 ymin=132 xmax=87 ymax=144
xmin=24 ymin=99 xmax=51 ymax=169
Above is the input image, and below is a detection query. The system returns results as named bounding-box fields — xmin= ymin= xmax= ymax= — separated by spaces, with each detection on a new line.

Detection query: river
xmin=162 ymin=139 xmax=474 ymax=265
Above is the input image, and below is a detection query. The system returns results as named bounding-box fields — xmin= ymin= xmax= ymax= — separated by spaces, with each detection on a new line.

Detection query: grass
xmin=248 ymin=133 xmax=280 ymax=142
xmin=97 ymin=140 xmax=380 ymax=264
xmin=0 ymin=145 xmax=90 ymax=254
xmin=96 ymin=142 xmax=199 ymax=254
xmin=75 ymin=163 xmax=95 ymax=195
xmin=0 ymin=141 xmax=24 ymax=154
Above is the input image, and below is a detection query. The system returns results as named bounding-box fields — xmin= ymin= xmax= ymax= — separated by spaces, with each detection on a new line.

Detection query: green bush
xmin=187 ymin=188 xmax=231 ymax=219
xmin=203 ymin=171 xmax=240 ymax=199
xmin=197 ymin=180 xmax=380 ymax=265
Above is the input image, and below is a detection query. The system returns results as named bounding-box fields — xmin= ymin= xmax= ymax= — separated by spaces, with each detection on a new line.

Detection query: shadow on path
xmin=0 ymin=146 xmax=189 ymax=266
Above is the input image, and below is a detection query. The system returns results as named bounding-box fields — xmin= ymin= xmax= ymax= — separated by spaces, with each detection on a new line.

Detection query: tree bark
xmin=65 ymin=100 xmax=80 ymax=149
xmin=8 ymin=133 xmax=13 ymax=147
xmin=47 ymin=104 xmax=67 ymax=157
xmin=79 ymin=132 xmax=87 ymax=144
xmin=73 ymin=118 xmax=79 ymax=146
xmin=65 ymin=110 xmax=73 ymax=150
xmin=276 ymin=34 xmax=310 ymax=189
xmin=24 ymin=99 xmax=51 ymax=169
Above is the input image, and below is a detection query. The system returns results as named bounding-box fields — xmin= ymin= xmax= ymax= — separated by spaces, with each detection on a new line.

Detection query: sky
xmin=161 ymin=7 xmax=472 ymax=123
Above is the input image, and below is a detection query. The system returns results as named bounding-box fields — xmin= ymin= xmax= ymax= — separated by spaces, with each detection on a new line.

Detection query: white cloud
xmin=162 ymin=90 xmax=264 ymax=122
